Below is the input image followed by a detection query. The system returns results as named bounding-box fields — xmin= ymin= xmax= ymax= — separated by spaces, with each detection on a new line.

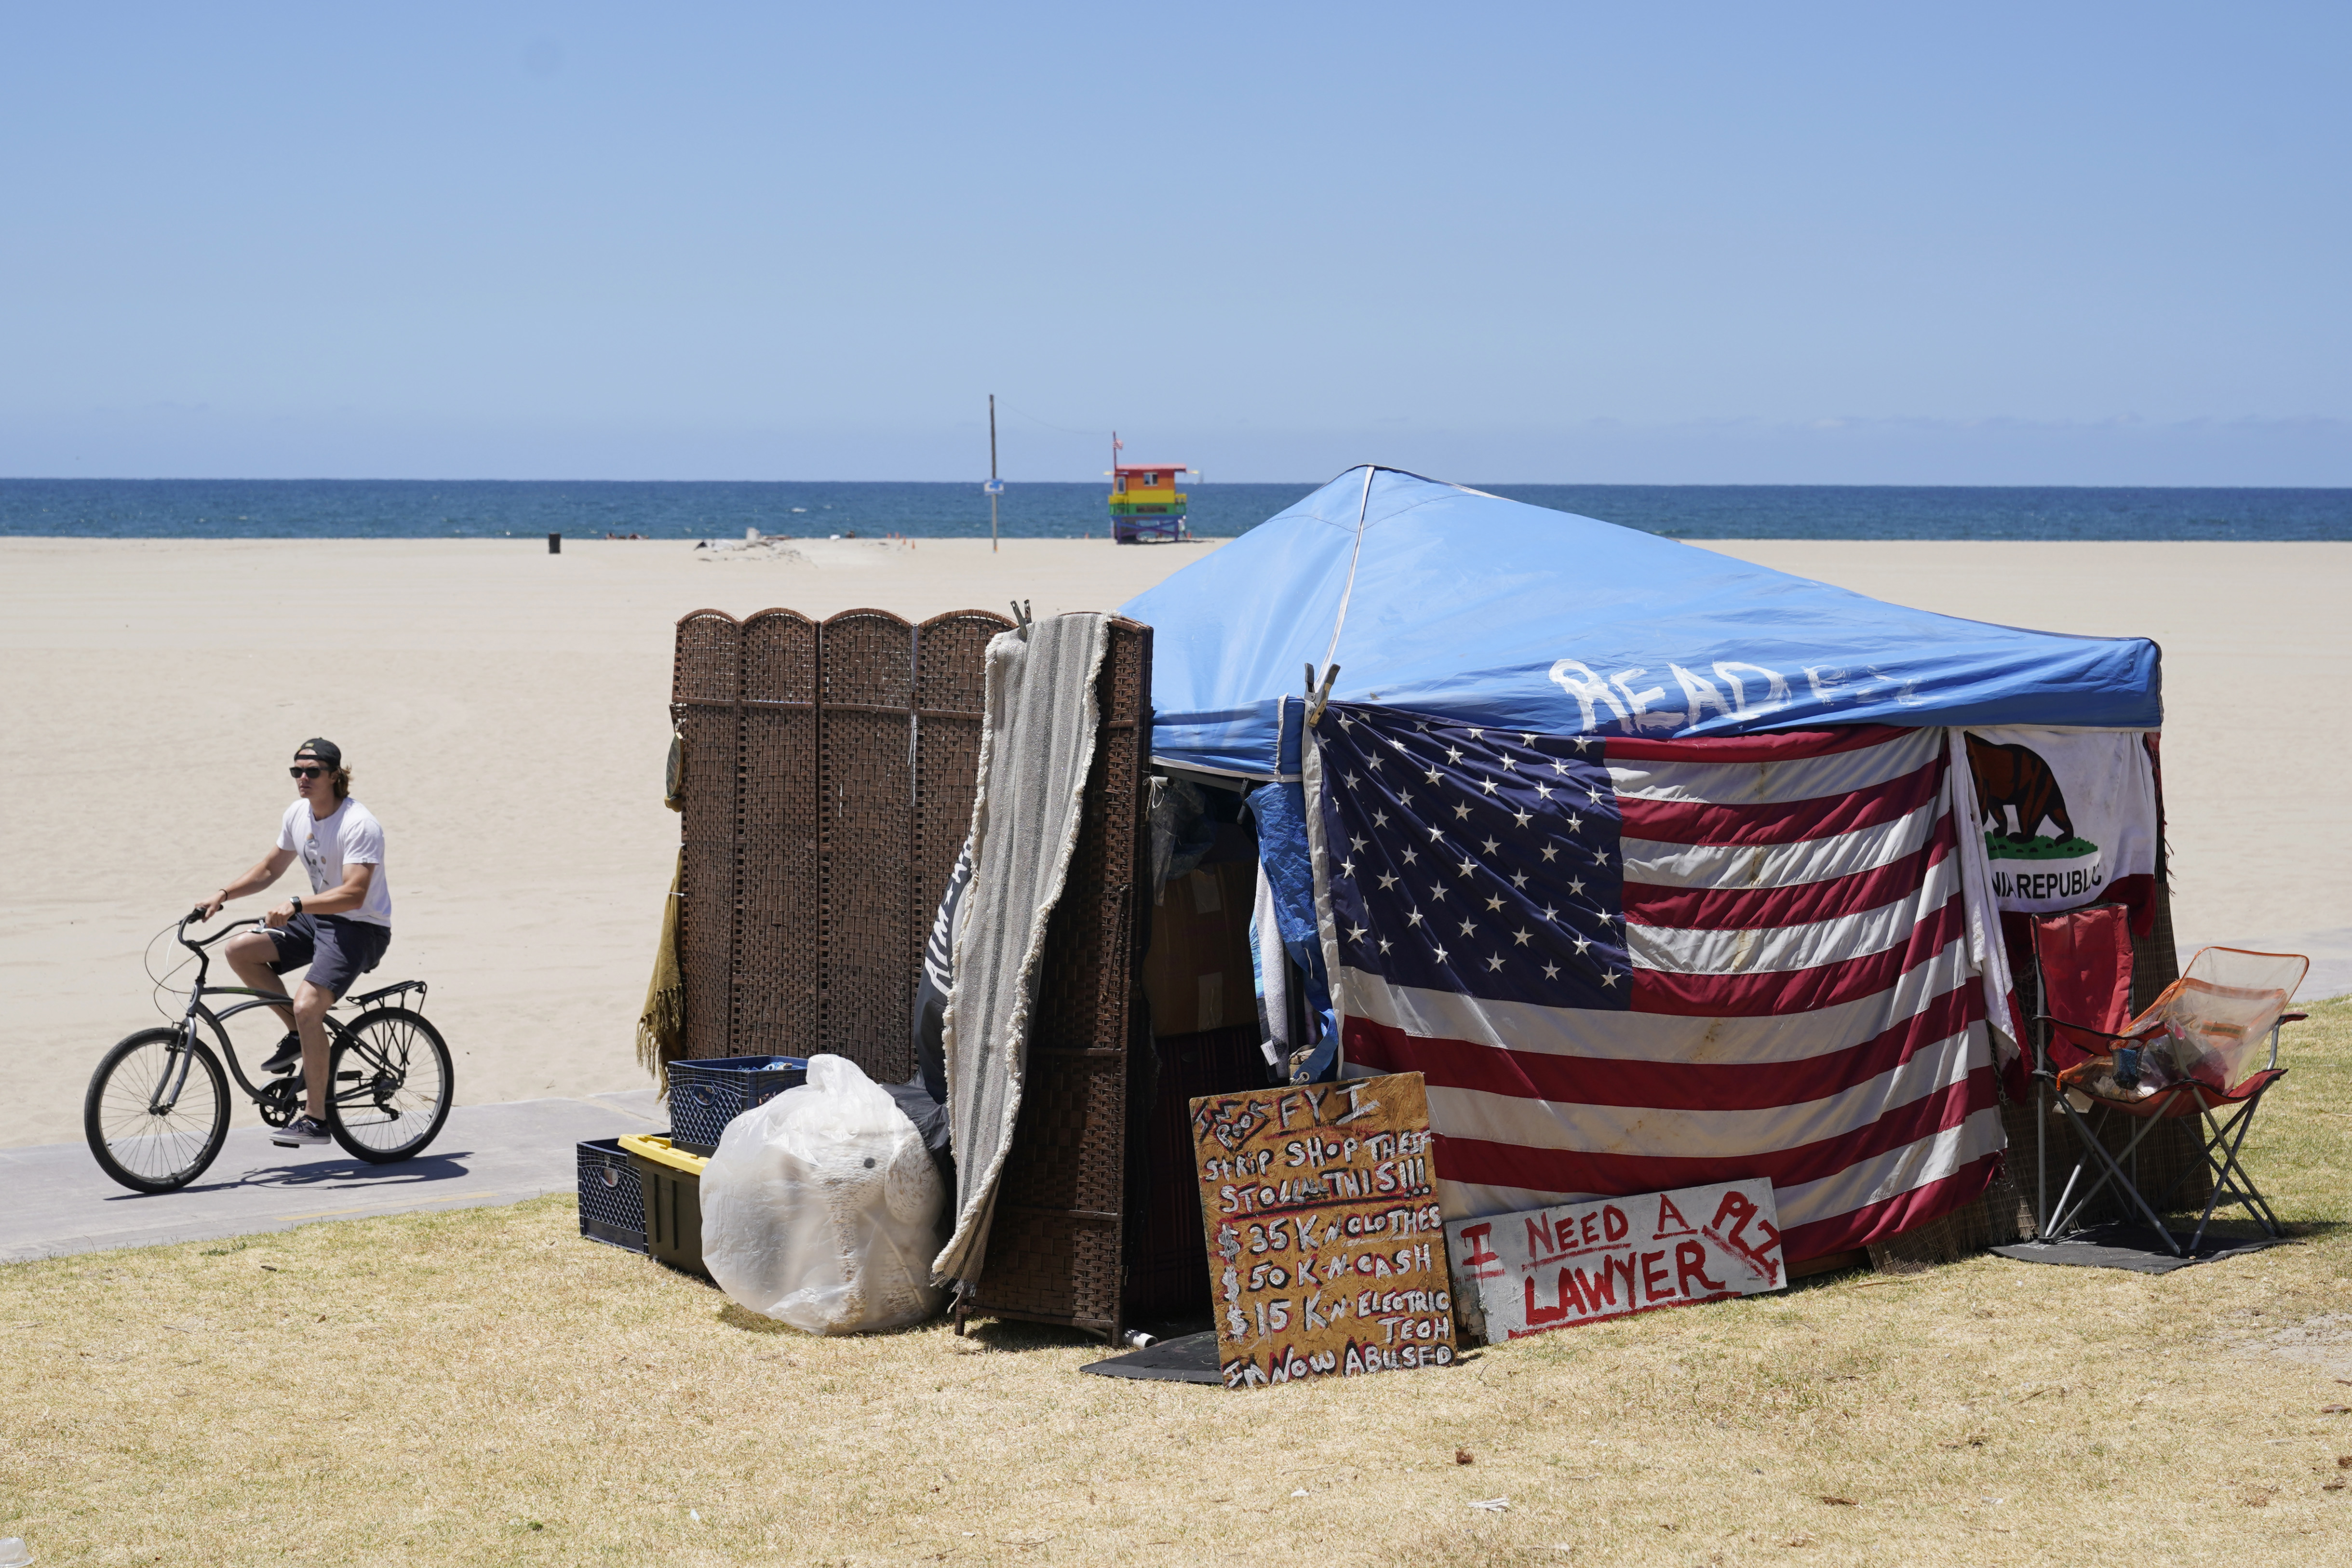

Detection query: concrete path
xmin=0 ymin=1090 xmax=664 ymax=1264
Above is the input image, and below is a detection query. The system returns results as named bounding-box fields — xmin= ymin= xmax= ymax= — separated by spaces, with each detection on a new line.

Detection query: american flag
xmin=1309 ymin=705 xmax=2003 ymax=1261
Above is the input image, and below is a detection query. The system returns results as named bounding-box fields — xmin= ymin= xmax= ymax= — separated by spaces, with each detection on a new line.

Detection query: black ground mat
xmin=1079 ymin=1329 xmax=1223 ymax=1384
xmin=1991 ymin=1222 xmax=2288 ymax=1274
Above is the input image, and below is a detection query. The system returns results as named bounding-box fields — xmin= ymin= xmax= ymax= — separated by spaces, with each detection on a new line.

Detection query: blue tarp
xmin=1120 ymin=467 xmax=2162 ymax=782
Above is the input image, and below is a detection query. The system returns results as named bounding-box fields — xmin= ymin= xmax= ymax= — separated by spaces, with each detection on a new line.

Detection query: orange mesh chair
xmin=2034 ymin=944 xmax=2307 ymax=1256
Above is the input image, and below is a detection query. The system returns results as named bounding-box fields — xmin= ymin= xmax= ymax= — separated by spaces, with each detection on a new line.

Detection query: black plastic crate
xmin=627 ymin=1142 xmax=711 ymax=1279
xmin=577 ymin=1136 xmax=651 ymax=1254
xmin=667 ymin=1055 xmax=808 ymax=1156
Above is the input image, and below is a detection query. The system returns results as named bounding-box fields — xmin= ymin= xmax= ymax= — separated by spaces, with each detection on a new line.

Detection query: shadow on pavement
xmin=97 ymin=1151 xmax=481 ymax=1201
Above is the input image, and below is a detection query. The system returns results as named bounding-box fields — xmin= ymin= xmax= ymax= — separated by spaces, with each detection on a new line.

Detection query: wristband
xmin=290 ymin=896 xmax=303 ymax=916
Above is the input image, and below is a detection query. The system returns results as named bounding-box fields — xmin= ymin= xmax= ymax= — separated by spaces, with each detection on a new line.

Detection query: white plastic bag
xmin=699 ymin=1053 xmax=946 ymax=1335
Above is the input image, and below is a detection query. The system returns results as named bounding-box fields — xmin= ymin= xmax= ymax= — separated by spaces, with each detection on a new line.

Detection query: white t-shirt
xmin=277 ymin=798 xmax=393 ymax=927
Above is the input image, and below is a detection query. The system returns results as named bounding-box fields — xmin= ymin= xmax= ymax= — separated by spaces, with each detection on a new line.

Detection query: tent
xmin=1121 ymin=467 xmax=2168 ymax=1263
xmin=1127 ymin=467 xmax=2157 ymax=777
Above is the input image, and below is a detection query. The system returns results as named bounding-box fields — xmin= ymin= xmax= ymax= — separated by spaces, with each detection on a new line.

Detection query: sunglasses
xmin=289 ymin=765 xmax=326 ymax=779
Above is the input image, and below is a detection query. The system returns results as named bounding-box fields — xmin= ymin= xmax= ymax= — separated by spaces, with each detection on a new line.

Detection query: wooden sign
xmin=1445 ymin=1179 xmax=1786 ymax=1342
xmin=1189 ymin=1072 xmax=1457 ymax=1389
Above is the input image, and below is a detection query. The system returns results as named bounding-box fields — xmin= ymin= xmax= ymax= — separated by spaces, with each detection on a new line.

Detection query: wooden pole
xmin=989 ymin=394 xmax=999 ymax=554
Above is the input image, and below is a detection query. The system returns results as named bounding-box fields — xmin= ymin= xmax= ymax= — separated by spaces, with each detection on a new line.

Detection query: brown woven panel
xmin=819 ymin=610 xmax=916 ymax=1081
xmin=973 ymin=619 xmax=1153 ymax=1338
xmin=668 ymin=605 xmax=1007 ymax=1072
xmin=1981 ymin=1100 xmax=2039 ymax=1245
xmin=1124 ymin=1024 xmax=1265 ymax=1321
xmin=672 ymin=608 xmax=741 ymax=707
xmin=673 ymin=612 xmax=742 ymax=1059
xmin=1866 ymin=1207 xmax=1980 ymax=1273
xmin=912 ymin=612 xmax=1011 ymax=992
xmin=735 ymin=610 xmax=820 ymax=1056
xmin=967 ymin=1208 xmax=1124 ymax=1331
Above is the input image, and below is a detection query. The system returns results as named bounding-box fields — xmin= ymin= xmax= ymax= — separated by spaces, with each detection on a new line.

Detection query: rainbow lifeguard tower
xmin=1108 ymin=461 xmax=1193 ymax=544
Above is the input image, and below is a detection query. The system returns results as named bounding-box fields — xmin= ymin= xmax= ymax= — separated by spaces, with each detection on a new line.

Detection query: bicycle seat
xmin=346 ymin=978 xmax=429 ymax=1008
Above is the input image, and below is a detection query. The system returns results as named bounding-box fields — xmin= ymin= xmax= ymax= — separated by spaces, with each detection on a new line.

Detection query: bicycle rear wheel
xmin=326 ymin=1006 xmax=453 ymax=1162
xmin=85 ymin=1027 xmax=231 ymax=1193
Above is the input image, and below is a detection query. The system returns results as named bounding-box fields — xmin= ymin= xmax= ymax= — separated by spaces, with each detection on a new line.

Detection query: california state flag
xmin=1960 ymin=728 xmax=2159 ymax=932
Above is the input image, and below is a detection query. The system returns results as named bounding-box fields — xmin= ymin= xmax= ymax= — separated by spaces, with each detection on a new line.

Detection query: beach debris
xmin=1468 ymin=1497 xmax=1510 ymax=1512
xmin=697 ymin=536 xmax=809 ymax=565
xmin=0 ymin=1536 xmax=29 ymax=1567
xmin=1457 ymin=1448 xmax=1474 ymax=1464
xmin=1819 ymin=1495 xmax=1856 ymax=1506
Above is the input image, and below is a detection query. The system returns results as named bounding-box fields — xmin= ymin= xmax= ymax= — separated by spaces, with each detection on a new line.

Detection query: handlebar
xmin=180 ymin=911 xmax=265 ymax=951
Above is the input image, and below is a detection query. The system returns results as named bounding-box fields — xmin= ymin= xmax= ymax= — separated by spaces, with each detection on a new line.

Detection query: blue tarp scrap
xmin=1243 ymin=698 xmax=1333 ymax=1076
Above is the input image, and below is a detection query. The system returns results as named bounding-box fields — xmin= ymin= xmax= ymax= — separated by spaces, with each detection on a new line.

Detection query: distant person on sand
xmin=195 ymin=738 xmax=394 ymax=1149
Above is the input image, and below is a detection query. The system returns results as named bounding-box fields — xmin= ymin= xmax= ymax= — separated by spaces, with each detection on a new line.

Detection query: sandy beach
xmin=3 ymin=534 xmax=2344 ymax=1150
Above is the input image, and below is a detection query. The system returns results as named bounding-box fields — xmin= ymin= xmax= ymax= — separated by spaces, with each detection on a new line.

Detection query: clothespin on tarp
xmin=1009 ymin=599 xmax=1033 ymax=641
xmin=1304 ymin=661 xmax=1340 ymax=726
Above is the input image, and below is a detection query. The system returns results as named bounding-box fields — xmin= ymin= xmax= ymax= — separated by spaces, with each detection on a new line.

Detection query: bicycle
xmin=84 ymin=911 xmax=454 ymax=1193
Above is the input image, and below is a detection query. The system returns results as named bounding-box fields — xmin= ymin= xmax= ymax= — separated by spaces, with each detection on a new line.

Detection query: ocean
xmin=2 ymin=478 xmax=2347 ymax=542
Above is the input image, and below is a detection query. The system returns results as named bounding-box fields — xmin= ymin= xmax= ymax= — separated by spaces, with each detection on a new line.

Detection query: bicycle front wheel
xmin=327 ymin=1006 xmax=453 ymax=1162
xmin=85 ymin=1027 xmax=231 ymax=1193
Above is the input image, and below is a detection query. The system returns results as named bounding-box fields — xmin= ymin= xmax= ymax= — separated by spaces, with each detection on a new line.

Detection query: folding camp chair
xmin=2019 ymin=904 xmax=2137 ymax=1232
xmin=2031 ymin=942 xmax=2308 ymax=1256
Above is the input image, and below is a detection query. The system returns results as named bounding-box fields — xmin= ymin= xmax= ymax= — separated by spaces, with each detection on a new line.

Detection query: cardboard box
xmin=1142 ymin=858 xmax=1258 ymax=1037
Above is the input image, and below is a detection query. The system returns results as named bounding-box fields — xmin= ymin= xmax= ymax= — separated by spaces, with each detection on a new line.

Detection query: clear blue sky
xmin=3 ymin=4 xmax=2346 ymax=483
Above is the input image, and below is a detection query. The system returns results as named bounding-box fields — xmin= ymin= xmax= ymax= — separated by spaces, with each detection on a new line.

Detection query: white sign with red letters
xmin=1445 ymin=1179 xmax=1786 ymax=1342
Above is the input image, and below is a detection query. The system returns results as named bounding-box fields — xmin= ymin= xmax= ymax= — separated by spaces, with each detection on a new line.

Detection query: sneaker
xmin=261 ymin=1032 xmax=302 ymax=1075
xmin=271 ymin=1114 xmax=331 ymax=1148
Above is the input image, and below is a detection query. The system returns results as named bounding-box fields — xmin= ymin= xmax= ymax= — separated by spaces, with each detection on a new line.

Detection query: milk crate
xmin=667 ymin=1055 xmax=808 ymax=1155
xmin=577 ymin=1136 xmax=651 ymax=1254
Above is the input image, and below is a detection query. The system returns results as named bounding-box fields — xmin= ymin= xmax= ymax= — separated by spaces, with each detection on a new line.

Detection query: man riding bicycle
xmin=195 ymin=738 xmax=393 ymax=1149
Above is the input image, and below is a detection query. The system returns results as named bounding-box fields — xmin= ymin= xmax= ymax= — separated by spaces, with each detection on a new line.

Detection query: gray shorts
xmin=267 ymin=913 xmax=391 ymax=1000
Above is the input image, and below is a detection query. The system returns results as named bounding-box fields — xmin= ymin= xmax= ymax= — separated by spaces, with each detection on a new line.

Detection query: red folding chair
xmin=2020 ymin=904 xmax=2136 ymax=1231
xmin=2033 ymin=943 xmax=2308 ymax=1256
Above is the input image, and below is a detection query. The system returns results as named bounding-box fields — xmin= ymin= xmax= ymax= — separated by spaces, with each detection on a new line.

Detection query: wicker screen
xmin=736 ymin=610 xmax=820 ymax=1055
xmin=672 ymin=611 xmax=743 ymax=1061
xmin=968 ymin=618 xmax=1154 ymax=1339
xmin=819 ymin=611 xmax=917 ymax=1074
xmin=669 ymin=606 xmax=1011 ymax=1082
xmin=912 ymin=612 xmax=1003 ymax=1009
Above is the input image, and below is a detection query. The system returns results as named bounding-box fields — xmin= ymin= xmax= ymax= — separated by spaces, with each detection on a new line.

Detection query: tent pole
xmin=1318 ymin=465 xmax=1378 ymax=677
xmin=2035 ymin=961 xmax=2048 ymax=1237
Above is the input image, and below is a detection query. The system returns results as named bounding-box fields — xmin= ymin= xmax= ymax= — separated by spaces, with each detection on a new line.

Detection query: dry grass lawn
xmin=6 ymin=999 xmax=2351 ymax=1566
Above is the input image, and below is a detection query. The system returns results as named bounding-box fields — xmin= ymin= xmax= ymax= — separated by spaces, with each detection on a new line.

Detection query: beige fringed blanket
xmin=636 ymin=847 xmax=685 ymax=1093
xmin=931 ymin=612 xmax=1110 ymax=1287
